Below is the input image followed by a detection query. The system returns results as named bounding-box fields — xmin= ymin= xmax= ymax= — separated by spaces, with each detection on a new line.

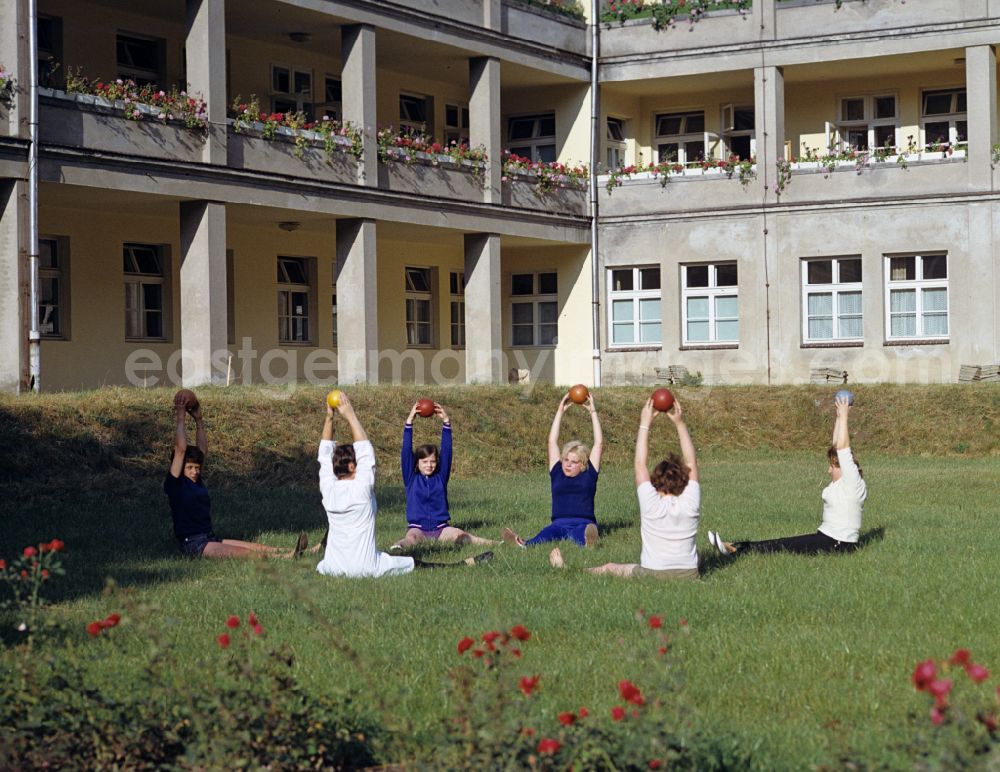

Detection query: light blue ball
xmin=834 ymin=389 xmax=854 ymax=405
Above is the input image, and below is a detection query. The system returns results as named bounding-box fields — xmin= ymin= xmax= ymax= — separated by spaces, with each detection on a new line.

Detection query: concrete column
xmin=185 ymin=0 xmax=227 ymax=164
xmin=179 ymin=201 xmax=227 ymax=386
xmin=0 ymin=180 xmax=28 ymax=392
xmin=336 ymin=218 xmax=378 ymax=383
xmin=966 ymin=45 xmax=996 ymax=191
xmin=342 ymin=25 xmax=377 ymax=187
xmin=464 ymin=233 xmax=502 ymax=383
xmin=469 ymin=57 xmax=501 ymax=204
xmin=483 ymin=0 xmax=501 ymax=30
xmin=755 ymin=65 xmax=785 ymax=203
xmin=0 ymin=0 xmax=29 ymax=138
xmin=754 ymin=0 xmax=777 ymax=41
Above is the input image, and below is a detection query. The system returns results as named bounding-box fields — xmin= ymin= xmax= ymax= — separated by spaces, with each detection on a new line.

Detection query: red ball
xmin=568 ymin=384 xmax=589 ymax=404
xmin=175 ymin=388 xmax=199 ymax=413
xmin=416 ymin=398 xmax=435 ymax=418
xmin=651 ymin=388 xmax=674 ymax=412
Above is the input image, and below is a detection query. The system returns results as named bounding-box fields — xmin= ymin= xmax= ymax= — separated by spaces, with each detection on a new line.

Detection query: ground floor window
xmin=124 ymin=243 xmax=166 ymax=340
xmin=682 ymin=262 xmax=738 ymax=344
xmin=608 ymin=266 xmax=661 ymax=346
xmin=278 ymin=256 xmax=312 ymax=344
xmin=510 ymin=271 xmax=557 ymax=346
xmin=885 ymin=253 xmax=948 ymax=340
xmin=802 ymin=257 xmax=863 ymax=342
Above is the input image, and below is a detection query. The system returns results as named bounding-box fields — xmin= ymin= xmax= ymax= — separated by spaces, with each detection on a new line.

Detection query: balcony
xmin=775 ymin=0 xmax=985 ymax=38
xmin=503 ymin=0 xmax=589 ymax=55
xmin=600 ymin=4 xmax=755 ymax=58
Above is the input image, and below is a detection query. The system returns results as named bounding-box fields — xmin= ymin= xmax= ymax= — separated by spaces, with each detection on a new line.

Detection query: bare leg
xmin=549 ymin=547 xmax=565 ymax=568
xmin=501 ymin=527 xmax=526 ymax=547
xmin=204 ymin=540 xmax=287 ymax=559
xmin=391 ymin=528 xmax=427 ymax=551
xmin=587 ymin=562 xmax=638 ymax=577
xmin=439 ymin=526 xmax=499 ymax=546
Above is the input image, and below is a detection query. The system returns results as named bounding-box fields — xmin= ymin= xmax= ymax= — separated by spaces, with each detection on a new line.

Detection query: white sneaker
xmin=708 ymin=531 xmax=730 ymax=556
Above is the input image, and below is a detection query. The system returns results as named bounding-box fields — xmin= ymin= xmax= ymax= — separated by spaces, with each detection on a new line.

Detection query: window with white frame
xmin=655 ymin=111 xmax=705 ymax=165
xmin=271 ymin=65 xmax=313 ymax=117
xmin=445 ymin=104 xmax=470 ymax=146
xmin=449 ymin=271 xmax=465 ymax=348
xmin=885 ymin=253 xmax=948 ymax=340
xmin=277 ymin=256 xmax=312 ymax=344
xmin=124 ymin=243 xmax=166 ymax=340
xmin=921 ymin=89 xmax=966 ymax=150
xmin=838 ymin=95 xmax=897 ymax=152
xmin=682 ymin=263 xmax=738 ymax=344
xmin=38 ymin=237 xmax=66 ymax=338
xmin=606 ymin=117 xmax=627 ymax=169
xmin=405 ymin=267 xmax=433 ymax=347
xmin=608 ymin=266 xmax=661 ymax=346
xmin=720 ymin=104 xmax=755 ymax=160
xmin=320 ymin=76 xmax=341 ymax=120
xmin=508 ymin=114 xmax=556 ymax=163
xmin=802 ymin=257 xmax=863 ymax=343
xmin=117 ymin=33 xmax=164 ymax=86
xmin=400 ymin=93 xmax=431 ymax=134
xmin=510 ymin=272 xmax=557 ymax=347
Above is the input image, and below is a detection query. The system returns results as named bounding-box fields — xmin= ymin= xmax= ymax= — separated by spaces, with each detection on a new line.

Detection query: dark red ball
xmin=651 ymin=388 xmax=674 ymax=412
xmin=416 ymin=398 xmax=435 ymax=418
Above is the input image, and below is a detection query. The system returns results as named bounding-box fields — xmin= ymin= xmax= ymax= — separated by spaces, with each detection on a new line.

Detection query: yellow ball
xmin=326 ymin=389 xmax=342 ymax=409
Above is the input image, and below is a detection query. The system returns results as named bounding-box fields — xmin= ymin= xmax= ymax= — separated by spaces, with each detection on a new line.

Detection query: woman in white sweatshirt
xmin=708 ymin=394 xmax=866 ymax=556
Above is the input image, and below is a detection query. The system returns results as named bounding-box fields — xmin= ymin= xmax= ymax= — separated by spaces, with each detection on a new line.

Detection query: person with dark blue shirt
xmin=164 ymin=391 xmax=306 ymax=559
xmin=501 ymin=392 xmax=604 ymax=549
xmin=390 ymin=401 xmax=496 ymax=551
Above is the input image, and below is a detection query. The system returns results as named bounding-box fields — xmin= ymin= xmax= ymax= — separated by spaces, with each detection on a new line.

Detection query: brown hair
xmin=828 ymin=445 xmax=863 ymax=478
xmin=415 ymin=444 xmax=438 ymax=461
xmin=650 ymin=453 xmax=690 ymax=496
xmin=333 ymin=444 xmax=357 ymax=479
xmin=183 ymin=446 xmax=204 ymax=466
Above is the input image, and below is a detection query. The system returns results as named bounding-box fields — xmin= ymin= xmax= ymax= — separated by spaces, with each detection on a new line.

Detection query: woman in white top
xmin=708 ymin=394 xmax=866 ymax=556
xmin=550 ymin=397 xmax=700 ymax=579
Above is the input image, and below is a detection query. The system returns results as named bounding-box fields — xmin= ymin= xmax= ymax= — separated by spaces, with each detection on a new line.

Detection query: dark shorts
xmin=406 ymin=524 xmax=448 ymax=540
xmin=177 ymin=532 xmax=223 ymax=556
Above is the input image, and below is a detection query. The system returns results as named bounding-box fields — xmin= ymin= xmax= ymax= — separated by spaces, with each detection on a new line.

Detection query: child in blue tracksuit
xmin=390 ymin=401 xmax=497 ymax=551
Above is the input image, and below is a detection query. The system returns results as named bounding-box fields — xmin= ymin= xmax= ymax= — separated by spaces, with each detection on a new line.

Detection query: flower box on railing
xmin=776 ymin=0 xmax=974 ymax=38
xmin=596 ymin=166 xmax=758 ymax=216
xmin=378 ymin=148 xmax=486 ymax=201
xmin=227 ymin=122 xmax=359 ymax=184
xmin=502 ymin=169 xmax=588 ymax=215
xmin=600 ymin=4 xmax=755 ymax=57
xmin=38 ymin=88 xmax=206 ymax=163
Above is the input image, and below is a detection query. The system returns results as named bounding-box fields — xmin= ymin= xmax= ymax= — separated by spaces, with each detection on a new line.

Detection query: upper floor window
xmin=682 ymin=262 xmax=737 ymax=345
xmin=271 ymin=65 xmax=312 ymax=117
xmin=124 ymin=243 xmax=166 ymax=340
xmin=608 ymin=266 xmax=661 ymax=347
xmin=405 ymin=267 xmax=434 ymax=347
xmin=885 ymin=253 xmax=948 ymax=340
xmin=445 ymin=104 xmax=470 ymax=146
xmin=508 ymin=113 xmax=556 ymax=163
xmin=606 ymin=117 xmax=627 ymax=169
xmin=720 ymin=104 xmax=755 ymax=161
xmin=37 ymin=15 xmax=63 ymax=88
xmin=39 ymin=237 xmax=67 ymax=338
xmin=277 ymin=256 xmax=312 ymax=344
xmin=510 ymin=271 xmax=557 ymax=346
xmin=655 ymin=111 xmax=704 ymax=165
xmin=320 ymin=76 xmax=341 ymax=120
xmin=450 ymin=271 xmax=465 ymax=348
xmin=838 ymin=95 xmax=896 ymax=152
xmin=921 ymin=88 xmax=966 ymax=150
xmin=400 ymin=93 xmax=431 ymax=134
xmin=802 ymin=257 xmax=863 ymax=343
xmin=117 ymin=33 xmax=164 ymax=86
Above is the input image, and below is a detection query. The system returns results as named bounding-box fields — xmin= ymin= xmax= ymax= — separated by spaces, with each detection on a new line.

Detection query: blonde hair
xmin=561 ymin=440 xmax=590 ymax=468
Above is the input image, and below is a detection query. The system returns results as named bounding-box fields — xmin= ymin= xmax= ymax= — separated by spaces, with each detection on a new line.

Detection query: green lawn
xmin=5 ymin=440 xmax=999 ymax=768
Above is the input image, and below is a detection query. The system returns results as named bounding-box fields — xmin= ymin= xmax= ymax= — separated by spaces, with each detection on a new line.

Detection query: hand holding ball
xmin=568 ymin=384 xmax=589 ymax=404
xmin=175 ymin=389 xmax=199 ymax=414
xmin=834 ymin=389 xmax=854 ymax=406
xmin=326 ymin=389 xmax=342 ymax=409
xmin=416 ymin=398 xmax=436 ymax=418
xmin=651 ymin=388 xmax=675 ymax=412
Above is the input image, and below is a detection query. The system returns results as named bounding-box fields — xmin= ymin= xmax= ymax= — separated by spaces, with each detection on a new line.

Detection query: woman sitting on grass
xmin=502 ymin=392 xmax=603 ymax=549
xmin=164 ymin=392 xmax=307 ymax=559
xmin=316 ymin=392 xmax=492 ymax=578
xmin=551 ymin=397 xmax=700 ymax=579
xmin=390 ymin=401 xmax=496 ymax=552
xmin=708 ymin=394 xmax=865 ymax=556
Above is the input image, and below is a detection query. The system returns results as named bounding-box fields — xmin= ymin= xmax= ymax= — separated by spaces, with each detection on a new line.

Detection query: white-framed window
xmin=405 ymin=266 xmax=434 ymax=347
xmin=508 ymin=113 xmax=556 ymax=163
xmin=802 ymin=257 xmax=863 ymax=343
xmin=921 ymin=88 xmax=966 ymax=150
xmin=682 ymin=263 xmax=738 ymax=345
xmin=510 ymin=271 xmax=557 ymax=347
xmin=37 ymin=15 xmax=62 ymax=88
xmin=320 ymin=76 xmax=341 ymax=120
xmin=124 ymin=243 xmax=166 ymax=340
xmin=608 ymin=266 xmax=661 ymax=347
xmin=655 ymin=111 xmax=704 ymax=165
xmin=885 ymin=253 xmax=948 ymax=340
xmin=606 ymin=116 xmax=627 ymax=169
xmin=38 ymin=237 xmax=67 ymax=338
xmin=271 ymin=64 xmax=313 ymax=117
xmin=117 ymin=32 xmax=164 ymax=86
xmin=720 ymin=104 xmax=755 ymax=160
xmin=277 ymin=256 xmax=312 ymax=344
xmin=449 ymin=271 xmax=465 ymax=348
xmin=837 ymin=95 xmax=897 ymax=152
xmin=400 ymin=93 xmax=431 ymax=134
xmin=445 ymin=104 xmax=470 ymax=146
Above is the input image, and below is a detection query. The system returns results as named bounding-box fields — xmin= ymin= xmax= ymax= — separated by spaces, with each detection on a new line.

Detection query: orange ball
xmin=568 ymin=384 xmax=589 ymax=404
xmin=416 ymin=398 xmax=435 ymax=418
xmin=651 ymin=388 xmax=675 ymax=412
xmin=326 ymin=389 xmax=342 ymax=409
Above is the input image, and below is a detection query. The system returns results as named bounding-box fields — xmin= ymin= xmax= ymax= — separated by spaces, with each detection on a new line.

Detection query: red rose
xmin=578 ymin=707 xmax=589 ymax=718
xmin=649 ymin=761 xmax=663 ymax=770
xmin=457 ymin=636 xmax=474 ymax=654
xmin=217 ymin=633 xmax=231 ymax=649
xmin=0 ymin=559 xmax=6 ymax=569
xmin=966 ymin=663 xmax=989 ymax=684
xmin=226 ymin=615 xmax=240 ymax=629
xmin=930 ymin=707 xmax=945 ymax=725
xmin=472 ymin=649 xmax=484 ymax=658
xmin=558 ymin=711 xmax=576 ymax=726
xmin=648 ymin=615 xmax=663 ymax=629
xmin=658 ymin=647 xmax=668 ymax=656
xmin=86 ymin=620 xmax=104 ymax=637
xmin=537 ymin=738 xmax=561 ymax=755
xmin=510 ymin=625 xmax=531 ymax=641
xmin=48 ymin=539 xmax=65 ymax=552
xmin=618 ymin=679 xmax=644 ymax=706
xmin=103 ymin=613 xmax=121 ymax=628
xmin=248 ymin=612 xmax=258 ymax=627
xmin=611 ymin=706 xmax=626 ymax=721
xmin=251 ymin=623 xmax=264 ymax=636
xmin=23 ymin=546 xmax=37 ymax=558
xmin=519 ymin=675 xmax=540 ymax=695
xmin=912 ymin=659 xmax=937 ymax=691
xmin=949 ymin=649 xmax=971 ymax=665
xmin=482 ymin=630 xmax=500 ymax=644
xmin=511 ymin=648 xmax=522 ymax=658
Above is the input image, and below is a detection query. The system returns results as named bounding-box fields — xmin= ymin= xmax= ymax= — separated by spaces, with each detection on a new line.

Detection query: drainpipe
xmin=27 ymin=0 xmax=40 ymax=392
xmin=589 ymin=0 xmax=601 ymax=387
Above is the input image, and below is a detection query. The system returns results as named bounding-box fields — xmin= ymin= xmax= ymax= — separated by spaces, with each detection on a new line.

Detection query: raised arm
xmin=668 ymin=400 xmax=698 ymax=482
xmin=832 ymin=395 xmax=850 ymax=450
xmin=190 ymin=403 xmax=207 ymax=456
xmin=585 ymin=394 xmax=604 ymax=472
xmin=401 ymin=402 xmax=418 ymax=484
xmin=337 ymin=392 xmax=367 ymax=442
xmin=436 ymin=402 xmax=453 ymax=481
xmin=547 ymin=394 xmax=572 ymax=468
xmin=170 ymin=402 xmax=187 ymax=478
xmin=634 ymin=398 xmax=656 ymax=486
